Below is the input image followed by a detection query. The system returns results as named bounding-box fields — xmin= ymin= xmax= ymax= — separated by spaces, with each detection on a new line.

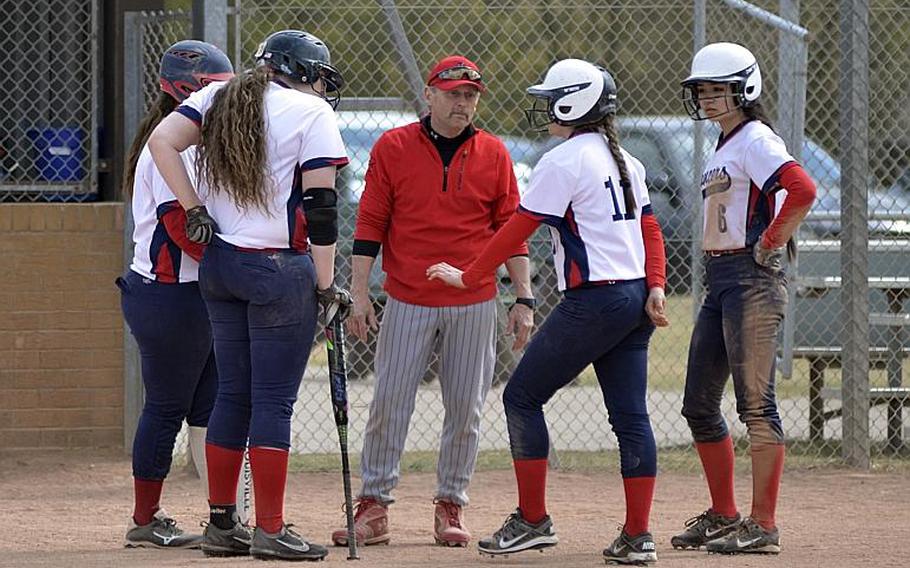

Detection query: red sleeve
xmin=462 ymin=211 xmax=540 ymax=288
xmin=762 ymin=163 xmax=818 ymax=249
xmin=490 ymin=142 xmax=529 ymax=256
xmin=354 ymin=138 xmax=393 ymax=242
xmin=159 ymin=203 xmax=205 ymax=262
xmin=641 ymin=210 xmax=666 ymax=290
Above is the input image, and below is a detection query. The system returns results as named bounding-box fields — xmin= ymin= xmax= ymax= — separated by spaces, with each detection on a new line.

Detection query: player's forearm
xmin=310 ymin=243 xmax=336 ymax=290
xmin=763 ymin=164 xmax=817 ymax=249
xmin=505 ymin=256 xmax=533 ymax=298
xmin=148 ymin=114 xmax=202 ymax=210
xmin=351 ymin=254 xmax=377 ymax=297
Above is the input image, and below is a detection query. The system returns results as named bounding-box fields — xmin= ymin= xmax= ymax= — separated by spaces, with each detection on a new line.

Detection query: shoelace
xmin=349 ymin=499 xmax=381 ymax=521
xmin=157 ymin=516 xmax=182 ymax=535
xmin=684 ymin=510 xmax=711 ymax=529
xmin=440 ymin=502 xmax=461 ymax=528
xmin=496 ymin=512 xmax=523 ymax=539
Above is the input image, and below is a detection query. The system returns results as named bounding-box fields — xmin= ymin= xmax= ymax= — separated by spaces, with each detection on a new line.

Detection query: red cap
xmin=426 ymin=55 xmax=485 ymax=91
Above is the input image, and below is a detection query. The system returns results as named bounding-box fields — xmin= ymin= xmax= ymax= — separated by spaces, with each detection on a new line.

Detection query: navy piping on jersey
xmin=175 ymin=105 xmax=202 ymax=125
xmin=641 ymin=203 xmax=654 ymax=216
xmin=287 ymin=164 xmax=309 ymax=252
xmin=746 ymin=180 xmax=776 ymax=247
xmin=760 ymin=160 xmax=797 ymax=193
xmin=301 ymin=156 xmax=349 ymax=171
xmin=149 ymin=201 xmax=184 ymax=283
xmin=519 ymin=203 xmax=590 ymax=289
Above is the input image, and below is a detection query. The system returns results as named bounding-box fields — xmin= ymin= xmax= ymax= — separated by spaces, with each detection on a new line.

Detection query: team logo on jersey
xmin=701 ymin=166 xmax=732 ymax=198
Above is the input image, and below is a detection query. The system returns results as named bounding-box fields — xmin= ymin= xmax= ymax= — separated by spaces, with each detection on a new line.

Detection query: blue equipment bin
xmin=27 ymin=127 xmax=87 ymax=182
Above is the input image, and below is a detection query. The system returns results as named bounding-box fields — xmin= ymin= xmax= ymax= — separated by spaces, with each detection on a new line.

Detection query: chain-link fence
xmin=125 ymin=1 xmax=910 ymax=470
xmin=0 ymin=0 xmax=98 ymax=202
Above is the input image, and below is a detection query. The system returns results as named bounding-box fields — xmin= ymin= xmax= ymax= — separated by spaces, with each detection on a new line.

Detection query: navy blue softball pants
xmin=199 ymin=238 xmax=319 ymax=451
xmin=504 ymin=280 xmax=657 ymax=478
xmin=118 ymin=269 xmax=217 ymax=480
xmin=682 ymin=253 xmax=787 ymax=446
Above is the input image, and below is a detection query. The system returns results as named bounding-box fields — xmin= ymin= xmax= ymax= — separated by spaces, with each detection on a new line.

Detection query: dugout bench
xmin=781 ymin=240 xmax=910 ymax=450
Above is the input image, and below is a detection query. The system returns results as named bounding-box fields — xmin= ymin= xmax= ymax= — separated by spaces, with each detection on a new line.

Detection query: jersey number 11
xmin=605 ymin=177 xmax=635 ymax=222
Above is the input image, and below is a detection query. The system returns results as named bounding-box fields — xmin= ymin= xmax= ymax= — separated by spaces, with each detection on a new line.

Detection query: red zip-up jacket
xmin=355 ymin=121 xmax=528 ymax=307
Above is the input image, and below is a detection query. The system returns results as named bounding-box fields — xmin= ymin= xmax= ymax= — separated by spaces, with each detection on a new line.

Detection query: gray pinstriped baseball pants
xmin=358 ymin=296 xmax=497 ymax=507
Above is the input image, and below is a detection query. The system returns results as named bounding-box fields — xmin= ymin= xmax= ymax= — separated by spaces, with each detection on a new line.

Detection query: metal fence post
xmin=690 ymin=0 xmax=707 ymax=321
xmin=378 ymin=0 xmax=428 ymax=117
xmin=122 ymin=11 xmax=144 ymax=454
xmin=839 ymin=0 xmax=871 ymax=469
xmin=193 ymin=0 xmax=228 ymax=52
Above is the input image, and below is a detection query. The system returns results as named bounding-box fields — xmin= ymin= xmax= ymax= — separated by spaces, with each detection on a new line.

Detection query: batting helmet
xmin=254 ymin=30 xmax=344 ymax=108
xmin=159 ymin=40 xmax=234 ymax=103
xmin=681 ymin=42 xmax=762 ymax=120
xmin=524 ymin=59 xmax=618 ymax=131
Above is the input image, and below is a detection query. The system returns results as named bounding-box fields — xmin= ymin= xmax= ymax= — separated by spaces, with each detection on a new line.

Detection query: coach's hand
xmin=185 ymin=205 xmax=219 ymax=244
xmin=318 ymin=284 xmax=353 ymax=326
xmin=347 ymin=289 xmax=379 ymax=342
xmin=645 ymin=287 xmax=670 ymax=327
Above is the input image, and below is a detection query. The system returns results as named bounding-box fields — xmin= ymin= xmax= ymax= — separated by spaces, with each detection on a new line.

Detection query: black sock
xmin=209 ymin=504 xmax=239 ymax=529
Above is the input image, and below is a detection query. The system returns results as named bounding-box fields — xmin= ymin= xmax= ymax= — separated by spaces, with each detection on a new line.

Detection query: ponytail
xmin=122 ymin=92 xmax=178 ymax=196
xmin=602 ymin=115 xmax=636 ymax=216
xmin=197 ymin=66 xmax=272 ymax=214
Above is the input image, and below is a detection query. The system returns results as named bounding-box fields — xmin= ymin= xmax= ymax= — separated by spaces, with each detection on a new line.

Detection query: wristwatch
xmin=511 ymin=297 xmax=537 ymax=310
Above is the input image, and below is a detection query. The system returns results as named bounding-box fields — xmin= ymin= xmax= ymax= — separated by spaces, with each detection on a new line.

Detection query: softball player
xmin=670 ymin=43 xmax=816 ymax=555
xmin=148 ymin=30 xmax=349 ymax=562
xmin=120 ymin=40 xmax=234 ymax=550
xmin=333 ymin=55 xmax=533 ymax=549
xmin=429 ymin=58 xmax=669 ymax=565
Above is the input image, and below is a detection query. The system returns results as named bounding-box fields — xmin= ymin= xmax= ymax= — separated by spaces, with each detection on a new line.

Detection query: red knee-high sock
xmin=695 ymin=436 xmax=738 ymax=517
xmin=622 ymin=476 xmax=655 ymax=537
xmin=750 ymin=443 xmax=785 ymax=530
xmin=514 ymin=458 xmax=548 ymax=524
xmin=249 ymin=446 xmax=289 ymax=533
xmin=133 ymin=478 xmax=163 ymax=525
xmin=206 ymin=442 xmax=244 ymax=505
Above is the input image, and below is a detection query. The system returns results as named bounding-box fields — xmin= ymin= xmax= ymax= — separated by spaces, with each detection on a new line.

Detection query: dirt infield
xmin=1 ymin=450 xmax=907 ymax=568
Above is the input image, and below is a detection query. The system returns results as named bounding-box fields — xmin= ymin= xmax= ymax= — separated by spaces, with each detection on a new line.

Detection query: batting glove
xmin=753 ymin=238 xmax=785 ymax=272
xmin=318 ymin=284 xmax=353 ymax=325
xmin=185 ymin=205 xmax=219 ymax=244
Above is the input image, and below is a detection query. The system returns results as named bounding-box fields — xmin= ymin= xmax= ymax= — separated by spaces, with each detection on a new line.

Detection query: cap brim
xmin=431 ymin=79 xmax=485 ymax=92
xmin=526 ymin=84 xmax=549 ymax=96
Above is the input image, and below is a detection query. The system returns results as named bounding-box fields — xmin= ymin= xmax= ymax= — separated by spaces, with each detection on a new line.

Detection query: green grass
xmin=289 ymin=441 xmax=910 ymax=476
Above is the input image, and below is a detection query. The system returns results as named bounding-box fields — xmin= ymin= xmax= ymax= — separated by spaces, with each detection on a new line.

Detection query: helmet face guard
xmin=681 ymin=75 xmax=753 ymax=121
xmin=524 ymin=97 xmax=554 ymax=131
xmin=681 ymin=43 xmax=761 ymax=121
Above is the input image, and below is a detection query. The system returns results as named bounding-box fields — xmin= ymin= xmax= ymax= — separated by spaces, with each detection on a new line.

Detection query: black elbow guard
xmin=302 ymin=187 xmax=338 ymax=245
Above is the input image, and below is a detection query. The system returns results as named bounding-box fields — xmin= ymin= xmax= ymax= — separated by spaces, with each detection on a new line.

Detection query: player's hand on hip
xmin=753 ymin=236 xmax=785 ymax=272
xmin=645 ymin=287 xmax=670 ymax=327
xmin=346 ymin=289 xmax=378 ymax=342
xmin=426 ymin=262 xmax=466 ymax=289
xmin=506 ymin=303 xmax=534 ymax=350
xmin=317 ymin=284 xmax=353 ymax=326
xmin=185 ymin=205 xmax=218 ymax=244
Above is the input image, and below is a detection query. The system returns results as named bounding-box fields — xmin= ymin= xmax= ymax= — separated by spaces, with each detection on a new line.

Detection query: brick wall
xmin=0 ymin=203 xmax=125 ymax=450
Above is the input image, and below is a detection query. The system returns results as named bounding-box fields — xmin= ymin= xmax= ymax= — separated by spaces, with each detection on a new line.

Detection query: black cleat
xmin=201 ymin=519 xmax=253 ymax=557
xmin=706 ymin=517 xmax=780 ymax=555
xmin=250 ymin=524 xmax=329 ymax=561
xmin=670 ymin=510 xmax=741 ymax=550
xmin=477 ymin=509 xmax=558 ymax=556
xmin=603 ymin=530 xmax=657 ymax=565
xmin=124 ymin=510 xmax=202 ymax=549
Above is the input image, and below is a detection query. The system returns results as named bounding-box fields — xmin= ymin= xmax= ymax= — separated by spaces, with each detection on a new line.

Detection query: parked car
xmin=333 ymin=108 xmax=542 ymax=382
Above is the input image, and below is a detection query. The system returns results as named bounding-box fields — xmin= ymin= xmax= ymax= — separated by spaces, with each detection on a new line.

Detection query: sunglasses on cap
xmin=433 ymin=65 xmax=482 ymax=82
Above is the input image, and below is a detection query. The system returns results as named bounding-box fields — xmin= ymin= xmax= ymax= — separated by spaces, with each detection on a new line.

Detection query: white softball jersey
xmin=177 ymin=80 xmax=349 ymax=251
xmin=519 ymin=132 xmax=650 ymax=291
xmin=130 ymin=145 xmax=200 ymax=283
xmin=700 ymin=119 xmax=795 ymax=251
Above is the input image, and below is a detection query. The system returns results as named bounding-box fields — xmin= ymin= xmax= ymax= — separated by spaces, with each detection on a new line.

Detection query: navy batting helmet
xmin=159 ymin=40 xmax=234 ymax=103
xmin=254 ymin=30 xmax=344 ymax=108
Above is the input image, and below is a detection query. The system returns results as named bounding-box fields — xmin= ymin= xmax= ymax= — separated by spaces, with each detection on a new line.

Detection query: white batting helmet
xmin=681 ymin=42 xmax=762 ymax=120
xmin=524 ymin=59 xmax=618 ymax=130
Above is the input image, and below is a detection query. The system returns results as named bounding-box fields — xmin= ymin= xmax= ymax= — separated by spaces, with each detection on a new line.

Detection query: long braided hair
xmin=122 ymin=93 xmax=177 ymax=196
